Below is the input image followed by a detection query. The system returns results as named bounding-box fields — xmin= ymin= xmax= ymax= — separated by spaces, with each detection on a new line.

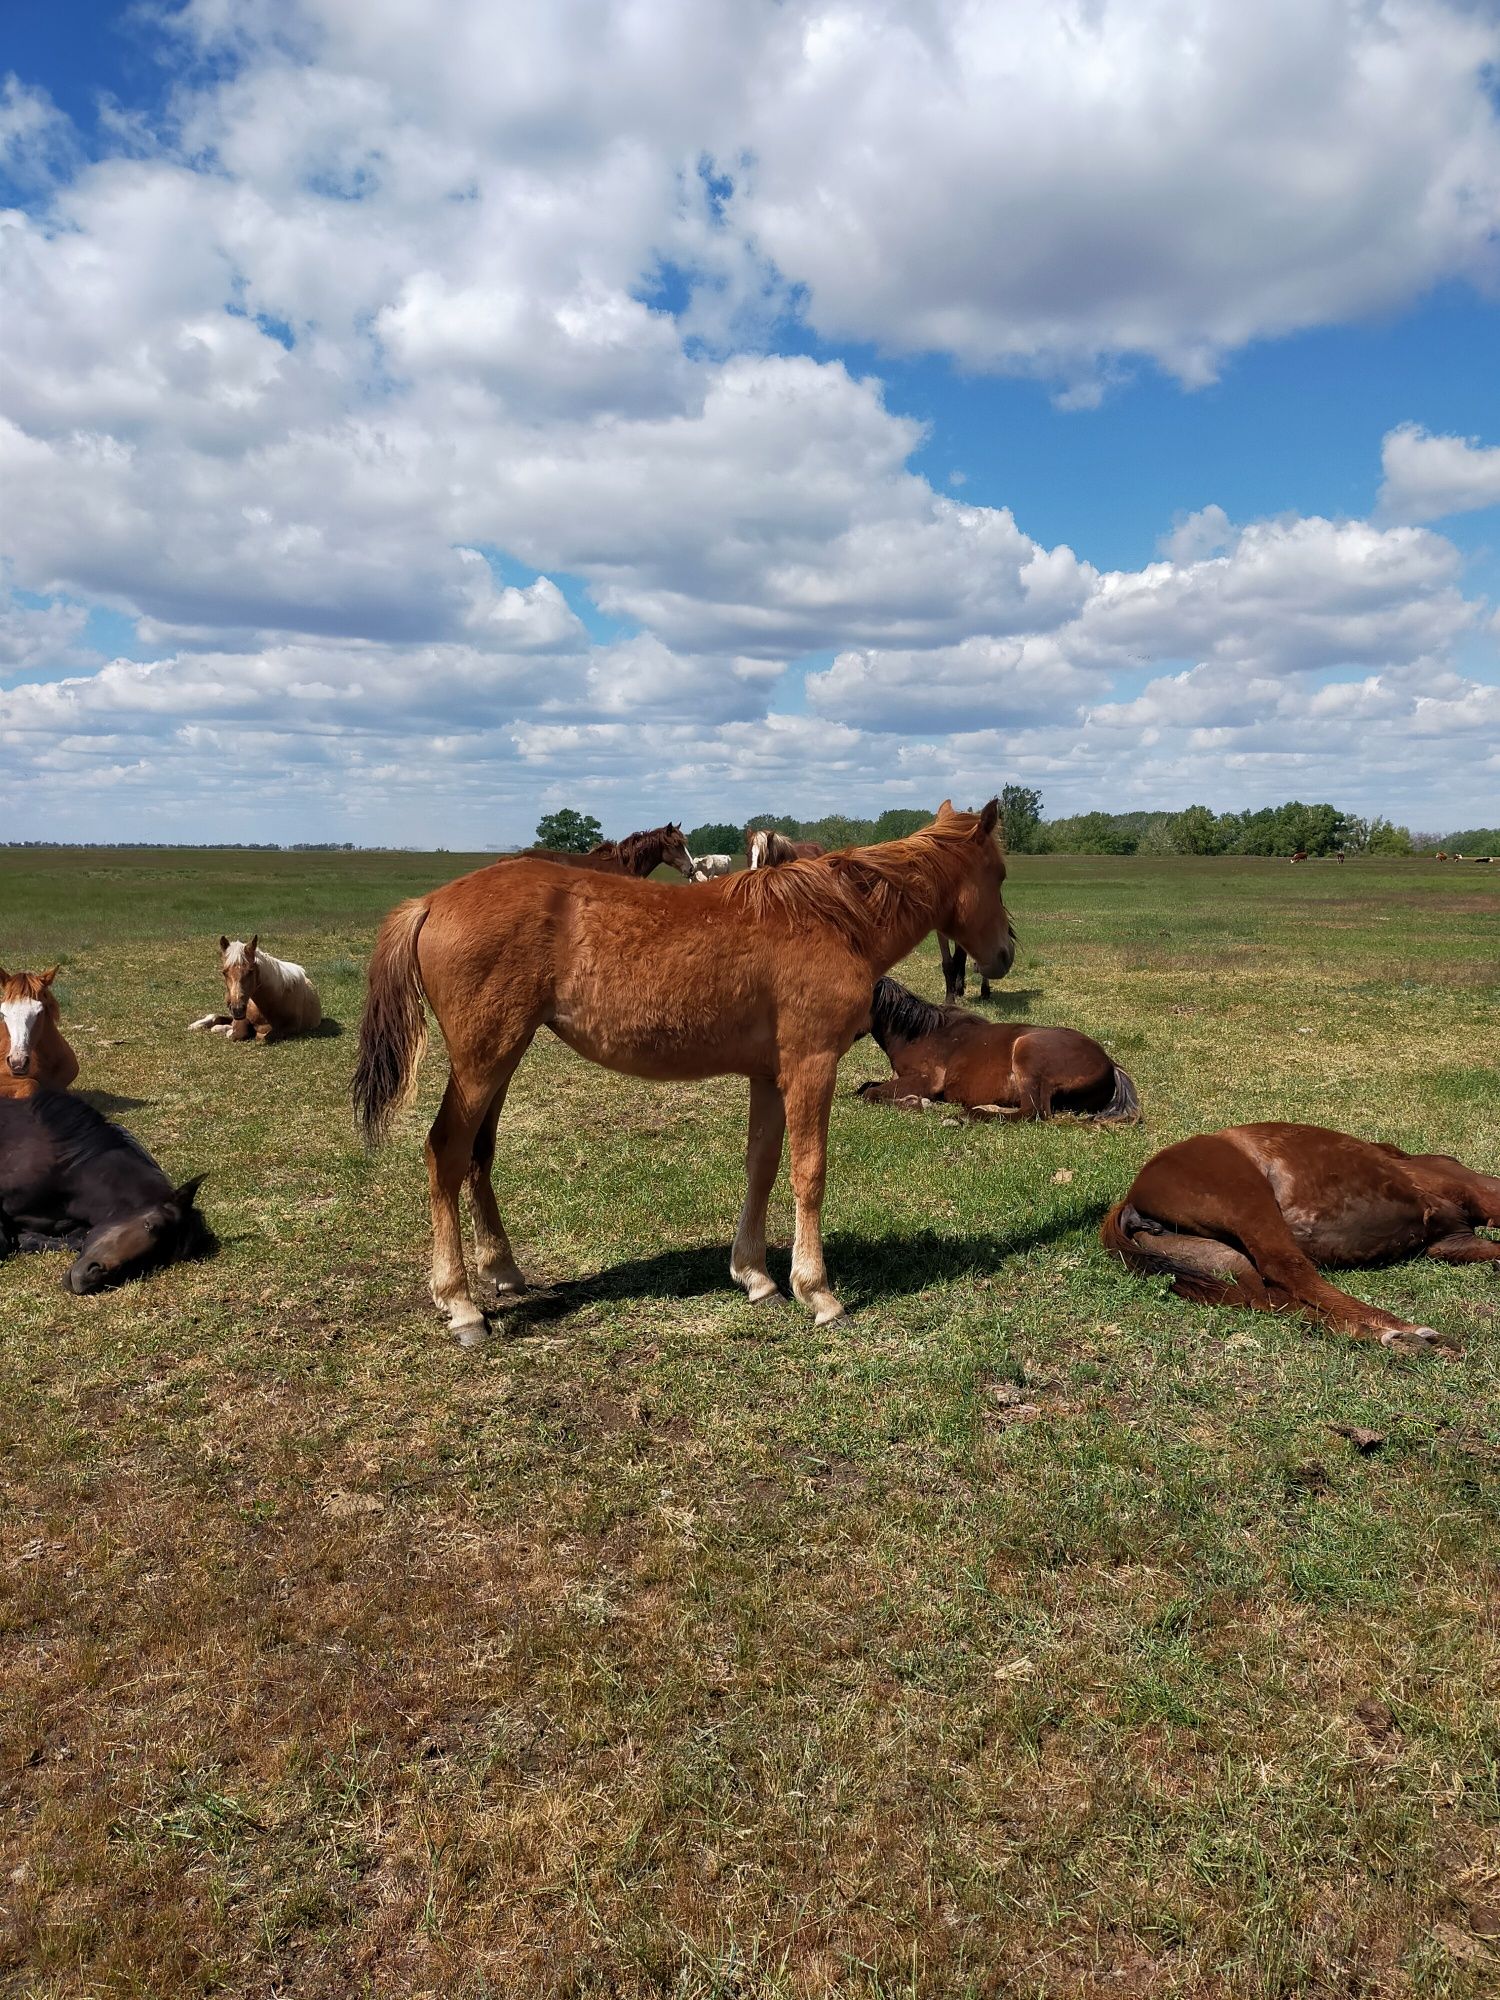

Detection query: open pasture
xmin=2 ymin=846 xmax=1499 ymax=1999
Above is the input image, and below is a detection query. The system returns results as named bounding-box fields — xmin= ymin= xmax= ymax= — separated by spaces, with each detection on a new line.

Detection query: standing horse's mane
xmin=722 ymin=817 xmax=991 ymax=953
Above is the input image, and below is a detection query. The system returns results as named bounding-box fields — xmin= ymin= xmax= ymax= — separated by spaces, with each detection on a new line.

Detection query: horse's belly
xmin=550 ymin=1014 xmax=772 ymax=1082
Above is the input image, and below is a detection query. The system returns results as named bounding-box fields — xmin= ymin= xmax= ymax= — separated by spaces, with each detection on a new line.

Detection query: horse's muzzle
xmin=978 ymin=932 xmax=1017 ymax=981
xmin=6 ymin=1057 xmax=29 ymax=1078
xmin=229 ymin=1006 xmax=248 ymax=1021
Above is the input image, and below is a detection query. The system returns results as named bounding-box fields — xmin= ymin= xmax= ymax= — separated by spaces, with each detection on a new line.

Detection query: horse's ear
xmin=41 ymin=965 xmax=59 ymax=985
xmin=171 ymin=1171 xmax=208 ymax=1211
xmin=936 ymin=799 xmax=955 ymax=820
xmin=974 ymin=798 xmax=1001 ymax=839
xmin=219 ymin=935 xmax=230 ymax=953
xmin=247 ymin=935 xmax=258 ymax=957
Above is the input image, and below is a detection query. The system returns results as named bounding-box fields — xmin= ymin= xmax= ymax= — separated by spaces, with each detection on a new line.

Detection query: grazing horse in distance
xmin=858 ymin=978 xmax=1137 ymax=1121
xmin=1289 ymin=850 xmax=1309 ymax=864
xmin=747 ymin=829 xmax=826 ymax=868
xmin=0 ymin=966 xmax=79 ymax=1098
xmin=0 ymin=1091 xmax=211 ymax=1294
xmin=354 ymin=801 xmax=1015 ymax=1346
xmin=521 ymin=824 xmax=694 ymax=878
xmin=689 ymin=853 xmax=735 ymax=881
xmin=189 ymin=936 xmax=323 ymax=1042
xmin=1102 ymin=1123 xmax=1500 ymax=1350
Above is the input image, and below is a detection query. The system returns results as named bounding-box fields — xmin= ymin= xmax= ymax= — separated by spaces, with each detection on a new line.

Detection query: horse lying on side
xmin=747 ymin=829 xmax=826 ymax=867
xmin=1102 ymin=1123 xmax=1500 ymax=1349
xmin=0 ymin=966 xmax=79 ymax=1097
xmin=689 ymin=853 xmax=735 ymax=881
xmin=857 ymin=978 xmax=1138 ymax=1121
xmin=0 ymin=1092 xmax=211 ymax=1294
xmin=189 ymin=936 xmax=323 ymax=1042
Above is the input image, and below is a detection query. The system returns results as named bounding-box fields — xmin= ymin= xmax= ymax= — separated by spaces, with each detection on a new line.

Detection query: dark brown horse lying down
xmin=858 ymin=978 xmax=1139 ymax=1121
xmin=1102 ymin=1123 xmax=1500 ymax=1348
xmin=0 ymin=1091 xmax=210 ymax=1294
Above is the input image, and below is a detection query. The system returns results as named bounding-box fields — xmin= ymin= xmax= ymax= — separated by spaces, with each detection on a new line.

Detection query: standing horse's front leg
xmin=781 ymin=1054 xmax=844 ymax=1325
xmin=468 ymin=1058 xmax=531 ymax=1308
xmin=730 ymin=1076 xmax=785 ymax=1304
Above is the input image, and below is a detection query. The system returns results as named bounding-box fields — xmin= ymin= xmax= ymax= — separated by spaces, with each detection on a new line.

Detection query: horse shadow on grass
xmin=492 ymin=1198 xmax=1109 ymax=1334
xmin=78 ymin=1090 xmax=152 ymax=1115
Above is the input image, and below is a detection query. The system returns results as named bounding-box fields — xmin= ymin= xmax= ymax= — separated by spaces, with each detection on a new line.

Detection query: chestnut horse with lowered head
xmin=354 ymin=801 xmax=1014 ymax=1345
xmin=0 ymin=966 xmax=79 ymax=1097
xmin=522 ymin=823 xmax=693 ymax=878
xmin=1102 ymin=1123 xmax=1500 ymax=1350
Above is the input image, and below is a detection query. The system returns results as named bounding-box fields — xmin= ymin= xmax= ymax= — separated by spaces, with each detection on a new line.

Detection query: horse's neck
xmin=861 ymin=863 xmax=960 ymax=972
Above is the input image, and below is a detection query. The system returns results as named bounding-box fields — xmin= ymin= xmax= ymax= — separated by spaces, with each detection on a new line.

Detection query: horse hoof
xmin=813 ymin=1298 xmax=847 ymax=1326
xmin=744 ymin=1277 xmax=782 ymax=1305
xmin=1380 ymin=1324 xmax=1447 ymax=1351
xmin=453 ymin=1319 xmax=491 ymax=1350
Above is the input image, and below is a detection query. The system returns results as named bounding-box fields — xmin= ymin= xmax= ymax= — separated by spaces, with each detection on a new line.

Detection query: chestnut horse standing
xmin=523 ymin=824 xmax=693 ymax=878
xmin=0 ymin=967 xmax=79 ymax=1098
xmin=354 ymin=802 xmax=1014 ymax=1345
xmin=1102 ymin=1123 xmax=1500 ymax=1349
xmin=858 ymin=978 xmax=1138 ymax=1121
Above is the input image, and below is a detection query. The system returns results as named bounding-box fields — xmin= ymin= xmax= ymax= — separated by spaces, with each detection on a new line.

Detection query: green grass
xmin=1 ymin=848 xmax=1498 ymax=1998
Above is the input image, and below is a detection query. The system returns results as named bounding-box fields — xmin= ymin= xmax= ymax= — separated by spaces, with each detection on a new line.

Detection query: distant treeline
xmin=686 ymin=797 xmax=1500 ymax=860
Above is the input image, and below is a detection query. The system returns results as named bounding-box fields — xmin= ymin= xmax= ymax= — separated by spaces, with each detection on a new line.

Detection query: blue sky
xmin=2 ymin=0 xmax=1498 ymax=844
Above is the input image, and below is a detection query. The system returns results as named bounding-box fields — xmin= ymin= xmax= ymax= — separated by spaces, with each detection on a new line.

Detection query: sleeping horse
xmin=0 ymin=1091 xmax=211 ymax=1294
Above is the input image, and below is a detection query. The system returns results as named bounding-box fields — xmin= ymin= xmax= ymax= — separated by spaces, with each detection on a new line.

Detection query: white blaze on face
xmin=2 ymin=997 xmax=43 ymax=1073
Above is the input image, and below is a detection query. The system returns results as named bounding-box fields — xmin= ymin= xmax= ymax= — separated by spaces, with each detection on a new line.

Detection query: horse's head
xmin=1 ymin=965 xmax=59 ymax=1079
xmin=219 ymin=935 xmax=261 ymax=1021
xmin=67 ymin=1173 xmax=212 ymax=1294
xmin=659 ymin=823 xmax=694 ymax=878
xmin=935 ymin=800 xmax=1016 ymax=982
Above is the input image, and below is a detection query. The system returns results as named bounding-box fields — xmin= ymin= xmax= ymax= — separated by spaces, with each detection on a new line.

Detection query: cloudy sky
xmin=2 ymin=0 xmax=1498 ymax=846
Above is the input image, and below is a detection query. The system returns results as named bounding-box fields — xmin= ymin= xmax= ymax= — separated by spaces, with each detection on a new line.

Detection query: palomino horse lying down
xmin=189 ymin=936 xmax=322 ymax=1041
xmin=1 ymin=1091 xmax=210 ymax=1294
xmin=1102 ymin=1123 xmax=1500 ymax=1349
xmin=858 ymin=978 xmax=1137 ymax=1121
xmin=0 ymin=966 xmax=79 ymax=1098
xmin=354 ymin=801 xmax=1015 ymax=1345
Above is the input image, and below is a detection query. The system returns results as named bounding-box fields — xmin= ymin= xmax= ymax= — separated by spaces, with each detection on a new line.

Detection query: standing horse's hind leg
xmin=782 ymin=1056 xmax=844 ymax=1325
xmin=468 ymin=1063 xmax=530 ymax=1307
xmin=426 ymin=1073 xmax=493 ymax=1347
xmin=731 ymin=1076 xmax=785 ymax=1304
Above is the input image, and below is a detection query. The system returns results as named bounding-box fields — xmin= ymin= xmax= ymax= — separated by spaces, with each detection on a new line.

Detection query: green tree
xmin=1363 ymin=817 xmax=1414 ymax=856
xmin=685 ymin=822 xmax=744 ymax=854
xmin=1050 ymin=811 xmax=1137 ymax=854
xmin=999 ymin=784 xmax=1044 ymax=852
xmin=534 ymin=807 xmax=602 ymax=852
xmin=1166 ymin=804 xmax=1226 ymax=854
xmin=872 ymin=808 xmax=932 ymax=842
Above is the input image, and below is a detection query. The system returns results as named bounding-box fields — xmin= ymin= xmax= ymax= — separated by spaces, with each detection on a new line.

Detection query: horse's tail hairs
xmin=1097 ymin=1064 xmax=1141 ymax=1124
xmin=1099 ymin=1200 xmax=1251 ymax=1306
xmin=352 ymin=898 xmax=430 ymax=1147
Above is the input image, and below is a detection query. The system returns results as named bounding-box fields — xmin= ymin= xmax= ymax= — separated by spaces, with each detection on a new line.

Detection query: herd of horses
xmin=2 ymin=805 xmax=1497 ymax=1350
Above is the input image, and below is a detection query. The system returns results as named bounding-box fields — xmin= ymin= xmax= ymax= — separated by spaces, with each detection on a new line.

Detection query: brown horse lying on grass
xmin=189 ymin=937 xmax=323 ymax=1042
xmin=1102 ymin=1123 xmax=1500 ymax=1349
xmin=858 ymin=978 xmax=1138 ymax=1121
xmin=0 ymin=966 xmax=79 ymax=1097
xmin=354 ymin=802 xmax=1014 ymax=1345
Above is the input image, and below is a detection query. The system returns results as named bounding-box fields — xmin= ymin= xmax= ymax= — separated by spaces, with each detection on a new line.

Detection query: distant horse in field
xmin=0 ymin=1091 xmax=211 ymax=1294
xmin=1289 ymin=851 xmax=1308 ymax=864
xmin=1102 ymin=1123 xmax=1500 ymax=1350
xmin=523 ymin=824 xmax=693 ymax=878
xmin=354 ymin=801 xmax=1015 ymax=1345
xmin=858 ymin=979 xmax=1138 ymax=1122
xmin=747 ymin=829 xmax=826 ymax=868
xmin=938 ymin=931 xmax=1008 ymax=1002
xmin=188 ymin=937 xmax=323 ymax=1042
xmin=689 ymin=853 xmax=736 ymax=881
xmin=0 ymin=966 xmax=79 ymax=1098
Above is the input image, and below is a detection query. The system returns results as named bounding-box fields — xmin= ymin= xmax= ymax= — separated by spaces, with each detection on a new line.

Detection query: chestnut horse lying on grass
xmin=189 ymin=937 xmax=322 ymax=1042
xmin=0 ymin=966 xmax=79 ymax=1097
xmin=1102 ymin=1123 xmax=1500 ymax=1349
xmin=522 ymin=824 xmax=693 ymax=878
xmin=858 ymin=978 xmax=1138 ymax=1121
xmin=1 ymin=1092 xmax=210 ymax=1294
xmin=354 ymin=802 xmax=1014 ymax=1345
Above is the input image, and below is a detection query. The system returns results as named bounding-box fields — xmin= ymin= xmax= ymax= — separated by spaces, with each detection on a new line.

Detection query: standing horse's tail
xmin=353 ymin=898 xmax=430 ymax=1146
xmin=1097 ymin=1064 xmax=1140 ymax=1124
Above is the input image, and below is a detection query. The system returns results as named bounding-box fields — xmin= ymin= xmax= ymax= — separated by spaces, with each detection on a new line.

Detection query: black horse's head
xmin=66 ymin=1174 xmax=213 ymax=1294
